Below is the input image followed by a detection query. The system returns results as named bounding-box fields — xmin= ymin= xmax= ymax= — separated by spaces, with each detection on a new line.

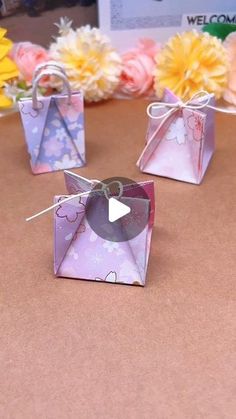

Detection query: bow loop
xmin=147 ymin=90 xmax=236 ymax=120
xmin=147 ymin=90 xmax=212 ymax=120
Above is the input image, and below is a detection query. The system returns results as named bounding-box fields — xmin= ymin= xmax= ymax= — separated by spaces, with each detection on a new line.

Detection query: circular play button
xmin=85 ymin=177 xmax=150 ymax=242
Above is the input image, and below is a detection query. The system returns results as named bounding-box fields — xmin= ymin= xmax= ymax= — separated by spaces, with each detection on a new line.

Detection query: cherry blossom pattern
xmin=19 ymin=100 xmax=43 ymax=118
xmin=95 ymin=271 xmax=118 ymax=283
xmin=59 ymin=96 xmax=83 ymax=122
xmin=90 ymin=252 xmax=103 ymax=265
xmin=90 ymin=230 xmax=98 ymax=242
xmin=102 ymin=241 xmax=119 ymax=253
xmin=33 ymin=162 xmax=52 ymax=174
xmin=56 ymin=196 xmax=85 ymax=223
xmin=165 ymin=117 xmax=187 ymax=145
xmin=43 ymin=136 xmax=64 ymax=157
xmin=54 ymin=154 xmax=78 ymax=170
xmin=55 ymin=127 xmax=67 ymax=141
xmin=187 ymin=113 xmax=204 ymax=142
xmin=68 ymin=246 xmax=79 ymax=260
xmin=71 ymin=223 xmax=86 ymax=242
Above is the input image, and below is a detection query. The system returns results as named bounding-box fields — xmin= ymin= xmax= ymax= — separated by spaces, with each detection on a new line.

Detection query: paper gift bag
xmin=137 ymin=89 xmax=215 ymax=184
xmin=19 ymin=62 xmax=85 ymax=174
xmin=54 ymin=171 xmax=155 ymax=286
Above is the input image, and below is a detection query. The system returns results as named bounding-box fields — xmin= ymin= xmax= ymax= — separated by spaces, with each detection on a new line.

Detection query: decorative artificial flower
xmin=50 ymin=24 xmax=122 ymax=102
xmin=3 ymin=80 xmax=34 ymax=104
xmin=117 ymin=38 xmax=160 ymax=97
xmin=223 ymin=32 xmax=236 ymax=106
xmin=154 ymin=30 xmax=228 ymax=100
xmin=10 ymin=42 xmax=50 ymax=86
xmin=0 ymin=28 xmax=18 ymax=108
xmin=54 ymin=16 xmax=73 ymax=37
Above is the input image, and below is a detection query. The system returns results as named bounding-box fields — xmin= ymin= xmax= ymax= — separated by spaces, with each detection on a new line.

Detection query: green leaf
xmin=203 ymin=23 xmax=236 ymax=40
xmin=16 ymin=92 xmax=26 ymax=101
xmin=17 ymin=80 xmax=28 ymax=90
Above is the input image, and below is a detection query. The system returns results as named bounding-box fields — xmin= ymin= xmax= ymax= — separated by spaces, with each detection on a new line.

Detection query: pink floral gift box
xmin=19 ymin=63 xmax=85 ymax=174
xmin=54 ymin=171 xmax=155 ymax=286
xmin=137 ymin=89 xmax=215 ymax=184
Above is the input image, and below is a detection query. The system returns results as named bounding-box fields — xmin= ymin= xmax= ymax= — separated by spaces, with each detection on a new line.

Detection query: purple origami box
xmin=54 ymin=171 xmax=155 ymax=286
xmin=137 ymin=89 xmax=215 ymax=184
xmin=19 ymin=63 xmax=85 ymax=174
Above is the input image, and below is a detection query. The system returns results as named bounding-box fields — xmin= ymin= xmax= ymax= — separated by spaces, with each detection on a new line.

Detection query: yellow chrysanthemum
xmin=0 ymin=28 xmax=19 ymax=108
xmin=154 ymin=30 xmax=228 ymax=100
xmin=50 ymin=25 xmax=122 ymax=102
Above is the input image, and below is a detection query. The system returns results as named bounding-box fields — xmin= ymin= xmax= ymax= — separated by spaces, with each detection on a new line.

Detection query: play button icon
xmin=85 ymin=176 xmax=150 ymax=242
xmin=108 ymin=197 xmax=131 ymax=222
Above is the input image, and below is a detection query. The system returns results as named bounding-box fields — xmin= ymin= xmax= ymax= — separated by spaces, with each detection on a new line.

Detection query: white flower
xmin=55 ymin=127 xmax=67 ymax=141
xmin=50 ymin=25 xmax=122 ymax=102
xmin=91 ymin=252 xmax=103 ymax=265
xmin=103 ymin=241 xmax=119 ymax=253
xmin=166 ymin=117 xmax=187 ymax=145
xmin=54 ymin=17 xmax=73 ymax=37
xmin=68 ymin=246 xmax=78 ymax=260
xmin=90 ymin=230 xmax=98 ymax=242
xmin=33 ymin=145 xmax=39 ymax=156
xmin=115 ymin=247 xmax=124 ymax=256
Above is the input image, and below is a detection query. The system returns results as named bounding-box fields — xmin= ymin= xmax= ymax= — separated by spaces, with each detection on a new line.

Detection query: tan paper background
xmin=0 ymin=99 xmax=235 ymax=418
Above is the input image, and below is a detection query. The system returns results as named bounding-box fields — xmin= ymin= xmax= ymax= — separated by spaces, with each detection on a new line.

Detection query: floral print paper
xmin=19 ymin=92 xmax=85 ymax=174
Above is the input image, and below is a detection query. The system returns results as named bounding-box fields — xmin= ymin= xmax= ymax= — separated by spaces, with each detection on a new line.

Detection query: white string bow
xmin=147 ymin=90 xmax=236 ymax=120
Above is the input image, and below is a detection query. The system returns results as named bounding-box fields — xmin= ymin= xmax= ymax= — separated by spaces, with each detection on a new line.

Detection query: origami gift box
xmin=54 ymin=171 xmax=155 ymax=286
xmin=19 ymin=63 xmax=85 ymax=174
xmin=137 ymin=89 xmax=215 ymax=184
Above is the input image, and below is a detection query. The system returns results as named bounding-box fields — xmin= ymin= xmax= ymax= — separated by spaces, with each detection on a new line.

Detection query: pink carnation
xmin=117 ymin=39 xmax=160 ymax=97
xmin=10 ymin=42 xmax=50 ymax=85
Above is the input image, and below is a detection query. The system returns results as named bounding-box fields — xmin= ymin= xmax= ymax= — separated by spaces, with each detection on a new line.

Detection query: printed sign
xmin=98 ymin=0 xmax=236 ymax=50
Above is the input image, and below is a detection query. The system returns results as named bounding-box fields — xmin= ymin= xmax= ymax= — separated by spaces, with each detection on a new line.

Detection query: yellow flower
xmin=0 ymin=27 xmax=19 ymax=109
xmin=223 ymin=32 xmax=236 ymax=106
xmin=154 ymin=30 xmax=228 ymax=100
xmin=50 ymin=25 xmax=121 ymax=102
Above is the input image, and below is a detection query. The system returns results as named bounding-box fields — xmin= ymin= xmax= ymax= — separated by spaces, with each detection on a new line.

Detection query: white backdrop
xmin=98 ymin=0 xmax=236 ymax=51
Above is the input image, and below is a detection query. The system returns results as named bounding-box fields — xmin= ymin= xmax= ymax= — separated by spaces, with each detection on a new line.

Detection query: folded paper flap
xmin=137 ymin=111 xmax=177 ymax=171
xmin=163 ymin=88 xmax=179 ymax=103
xmin=54 ymin=194 xmax=87 ymax=274
xmin=19 ymin=96 xmax=51 ymax=164
xmin=64 ymin=171 xmax=93 ymax=194
xmin=54 ymin=96 xmax=85 ymax=165
xmin=183 ymin=107 xmax=206 ymax=143
xmin=145 ymin=89 xmax=176 ymax=141
xmin=120 ymin=196 xmax=150 ymax=234
xmin=54 ymin=194 xmax=149 ymax=285
xmin=119 ymin=198 xmax=150 ymax=282
xmin=58 ymin=226 xmax=146 ymax=285
xmin=123 ymin=180 xmax=155 ymax=227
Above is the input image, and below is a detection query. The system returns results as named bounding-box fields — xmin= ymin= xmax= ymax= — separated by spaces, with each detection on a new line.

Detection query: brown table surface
xmin=0 ymin=100 xmax=235 ymax=419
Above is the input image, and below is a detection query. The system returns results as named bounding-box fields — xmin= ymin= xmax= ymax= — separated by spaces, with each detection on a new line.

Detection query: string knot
xmin=147 ymin=90 xmax=212 ymax=120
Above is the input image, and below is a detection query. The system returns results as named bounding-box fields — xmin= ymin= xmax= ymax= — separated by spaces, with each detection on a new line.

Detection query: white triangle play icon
xmin=108 ymin=197 xmax=131 ymax=223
